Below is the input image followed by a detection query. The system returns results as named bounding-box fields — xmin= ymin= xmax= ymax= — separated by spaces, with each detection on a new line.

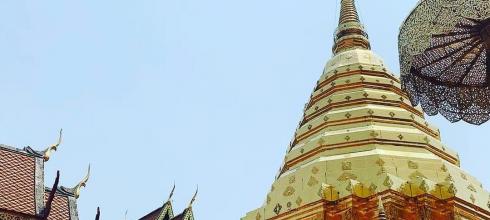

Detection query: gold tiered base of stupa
xmin=259 ymin=190 xmax=488 ymax=220
xmin=242 ymin=48 xmax=490 ymax=220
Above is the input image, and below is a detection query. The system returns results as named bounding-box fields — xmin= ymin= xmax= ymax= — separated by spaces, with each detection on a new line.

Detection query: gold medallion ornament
xmin=383 ymin=176 xmax=394 ymax=188
xmin=445 ymin=174 xmax=454 ymax=182
xmin=255 ymin=212 xmax=261 ymax=220
xmin=312 ymin=166 xmax=319 ymax=174
xmin=441 ymin=164 xmax=448 ymax=172
xmin=370 ymin=131 xmax=379 ymax=138
xmin=295 ymin=197 xmax=303 ymax=206
xmin=471 ymin=194 xmax=477 ymax=203
xmin=468 ymin=184 xmax=477 ymax=192
xmin=288 ymin=175 xmax=296 ymax=184
xmin=307 ymin=176 xmax=319 ymax=187
xmin=273 ymin=203 xmax=282 ymax=215
xmin=342 ymin=161 xmax=352 ymax=170
xmin=408 ymin=160 xmax=419 ymax=169
xmin=369 ymin=183 xmax=377 ymax=193
xmin=409 ymin=170 xmax=427 ymax=179
xmin=337 ymin=172 xmax=358 ymax=181
xmin=375 ymin=158 xmax=385 ymax=166
xmin=283 ymin=186 xmax=295 ymax=197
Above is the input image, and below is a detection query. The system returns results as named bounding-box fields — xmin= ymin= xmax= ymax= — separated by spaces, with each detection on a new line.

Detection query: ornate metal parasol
xmin=399 ymin=0 xmax=490 ymax=125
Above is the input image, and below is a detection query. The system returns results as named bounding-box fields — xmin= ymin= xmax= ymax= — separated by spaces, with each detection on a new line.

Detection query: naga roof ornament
xmin=168 ymin=183 xmax=176 ymax=201
xmin=43 ymin=129 xmax=63 ymax=161
xmin=399 ymin=0 xmax=490 ymax=125
xmin=59 ymin=164 xmax=91 ymax=199
xmin=73 ymin=164 xmax=91 ymax=199
xmin=188 ymin=186 xmax=198 ymax=208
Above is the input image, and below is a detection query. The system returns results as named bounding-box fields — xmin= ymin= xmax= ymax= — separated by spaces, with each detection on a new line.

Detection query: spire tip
xmin=333 ymin=0 xmax=371 ymax=54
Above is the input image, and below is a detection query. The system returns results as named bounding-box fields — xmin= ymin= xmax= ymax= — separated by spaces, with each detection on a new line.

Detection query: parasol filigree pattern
xmin=399 ymin=0 xmax=490 ymax=125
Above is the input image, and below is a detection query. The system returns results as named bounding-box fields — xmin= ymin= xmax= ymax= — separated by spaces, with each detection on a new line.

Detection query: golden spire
xmin=338 ymin=0 xmax=360 ymax=24
xmin=188 ymin=186 xmax=198 ymax=208
xmin=73 ymin=164 xmax=90 ymax=199
xmin=43 ymin=129 xmax=63 ymax=162
xmin=333 ymin=0 xmax=371 ymax=54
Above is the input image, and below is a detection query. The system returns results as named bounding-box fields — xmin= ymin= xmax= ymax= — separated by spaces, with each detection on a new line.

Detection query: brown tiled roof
xmin=139 ymin=207 xmax=163 ymax=220
xmin=139 ymin=201 xmax=174 ymax=220
xmin=0 ymin=147 xmax=36 ymax=215
xmin=172 ymin=208 xmax=192 ymax=220
xmin=172 ymin=213 xmax=185 ymax=220
xmin=0 ymin=140 xmax=85 ymax=220
xmin=44 ymin=191 xmax=70 ymax=220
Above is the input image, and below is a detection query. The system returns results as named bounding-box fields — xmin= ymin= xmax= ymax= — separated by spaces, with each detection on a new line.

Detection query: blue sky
xmin=1 ymin=0 xmax=489 ymax=219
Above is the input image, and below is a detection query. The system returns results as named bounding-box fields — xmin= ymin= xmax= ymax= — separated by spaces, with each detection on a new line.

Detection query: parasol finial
xmin=338 ymin=0 xmax=360 ymax=24
xmin=333 ymin=0 xmax=371 ymax=54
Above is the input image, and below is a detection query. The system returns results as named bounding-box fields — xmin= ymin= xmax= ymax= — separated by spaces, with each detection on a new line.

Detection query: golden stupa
xmin=242 ymin=0 xmax=490 ymax=219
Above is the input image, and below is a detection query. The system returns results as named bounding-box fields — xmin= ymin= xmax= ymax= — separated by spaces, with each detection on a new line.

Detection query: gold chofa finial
xmin=73 ymin=164 xmax=90 ymax=199
xmin=43 ymin=129 xmax=63 ymax=162
xmin=168 ymin=183 xmax=176 ymax=201
xmin=333 ymin=0 xmax=371 ymax=54
xmin=188 ymin=186 xmax=198 ymax=208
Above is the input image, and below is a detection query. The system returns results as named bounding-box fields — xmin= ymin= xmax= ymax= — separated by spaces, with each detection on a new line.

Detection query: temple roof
xmin=139 ymin=201 xmax=173 ymax=220
xmin=139 ymin=186 xmax=196 ymax=220
xmin=172 ymin=208 xmax=194 ymax=220
xmin=0 ymin=144 xmax=39 ymax=216
xmin=140 ymin=204 xmax=195 ymax=220
xmin=0 ymin=137 xmax=87 ymax=220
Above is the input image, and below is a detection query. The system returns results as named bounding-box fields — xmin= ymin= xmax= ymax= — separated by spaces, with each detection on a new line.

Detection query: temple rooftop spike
xmin=333 ymin=0 xmax=371 ymax=54
xmin=168 ymin=183 xmax=176 ymax=201
xmin=188 ymin=186 xmax=198 ymax=208
xmin=41 ymin=171 xmax=60 ymax=220
xmin=95 ymin=207 xmax=100 ymax=220
xmin=66 ymin=164 xmax=91 ymax=199
xmin=43 ymin=129 xmax=63 ymax=162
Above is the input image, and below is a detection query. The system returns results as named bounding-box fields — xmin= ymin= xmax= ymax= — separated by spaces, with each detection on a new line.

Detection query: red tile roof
xmin=44 ymin=192 xmax=70 ymax=220
xmin=0 ymin=148 xmax=36 ymax=215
